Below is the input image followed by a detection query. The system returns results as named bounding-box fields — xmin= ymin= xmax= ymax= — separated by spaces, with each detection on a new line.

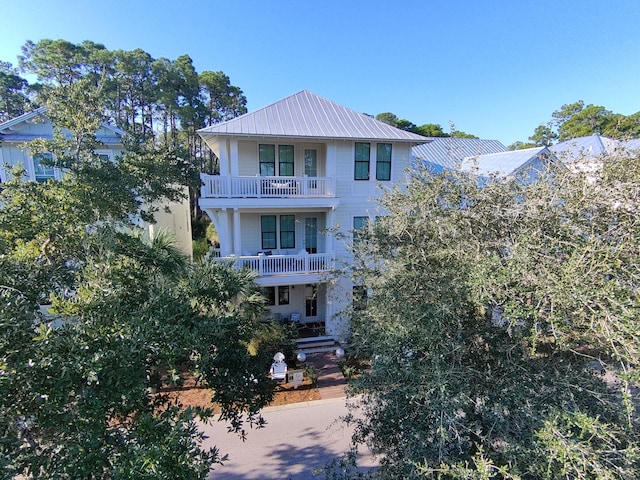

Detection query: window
xmin=353 ymin=285 xmax=367 ymax=311
xmin=279 ymin=145 xmax=294 ymax=176
xmin=259 ymin=144 xmax=275 ymax=176
xmin=33 ymin=153 xmax=55 ymax=183
xmin=354 ymin=142 xmax=370 ymax=180
xmin=260 ymin=144 xmax=294 ymax=176
xmin=262 ymin=215 xmax=296 ymax=250
xmin=264 ymin=287 xmax=276 ymax=306
xmin=353 ymin=216 xmax=368 ymax=244
xmin=280 ymin=215 xmax=295 ymax=249
xmin=278 ymin=286 xmax=290 ymax=305
xmin=376 ymin=143 xmax=392 ymax=181
xmin=261 ymin=215 xmax=277 ymax=249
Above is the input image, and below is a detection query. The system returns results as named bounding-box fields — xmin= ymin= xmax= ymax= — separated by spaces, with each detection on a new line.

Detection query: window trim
xmin=376 ymin=143 xmax=392 ymax=181
xmin=354 ymin=142 xmax=370 ymax=180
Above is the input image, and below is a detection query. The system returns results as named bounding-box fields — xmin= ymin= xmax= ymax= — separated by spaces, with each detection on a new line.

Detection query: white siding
xmin=238 ymin=140 xmax=257 ymax=176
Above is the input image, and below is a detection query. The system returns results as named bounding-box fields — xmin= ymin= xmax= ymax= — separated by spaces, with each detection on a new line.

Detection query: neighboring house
xmin=412 ymin=137 xmax=508 ymax=173
xmin=0 ymin=108 xmax=193 ymax=258
xmin=197 ymin=90 xmax=429 ymax=339
xmin=550 ymin=134 xmax=640 ymax=173
xmin=458 ymin=135 xmax=640 ymax=179
xmin=461 ymin=146 xmax=555 ymax=181
xmin=0 ymin=107 xmax=123 ymax=183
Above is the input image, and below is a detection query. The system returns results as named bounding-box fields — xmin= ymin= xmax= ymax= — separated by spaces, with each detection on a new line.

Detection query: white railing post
xmin=224 ymin=176 xmax=231 ymax=197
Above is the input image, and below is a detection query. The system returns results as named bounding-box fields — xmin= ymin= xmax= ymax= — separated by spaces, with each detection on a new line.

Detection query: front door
xmin=305 ymin=217 xmax=318 ymax=254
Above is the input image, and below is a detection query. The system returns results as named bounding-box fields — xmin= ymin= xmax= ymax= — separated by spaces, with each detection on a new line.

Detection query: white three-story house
xmin=198 ymin=90 xmax=428 ymax=339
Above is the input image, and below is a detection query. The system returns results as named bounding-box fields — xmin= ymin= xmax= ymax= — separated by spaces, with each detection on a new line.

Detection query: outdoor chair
xmin=270 ymin=359 xmax=288 ymax=381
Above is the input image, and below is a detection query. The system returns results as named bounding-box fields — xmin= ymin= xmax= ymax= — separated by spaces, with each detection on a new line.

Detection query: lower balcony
xmin=211 ymin=252 xmax=334 ymax=277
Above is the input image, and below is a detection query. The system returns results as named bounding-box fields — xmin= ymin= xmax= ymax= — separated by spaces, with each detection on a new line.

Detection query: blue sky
xmin=2 ymin=0 xmax=639 ymax=146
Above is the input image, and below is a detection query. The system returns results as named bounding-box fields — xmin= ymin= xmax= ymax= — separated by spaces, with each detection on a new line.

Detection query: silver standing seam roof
xmin=461 ymin=146 xmax=551 ymax=176
xmin=412 ymin=137 xmax=508 ymax=171
xmin=0 ymin=107 xmax=125 ymax=145
xmin=550 ymin=134 xmax=621 ymax=161
xmin=198 ymin=90 xmax=430 ymax=143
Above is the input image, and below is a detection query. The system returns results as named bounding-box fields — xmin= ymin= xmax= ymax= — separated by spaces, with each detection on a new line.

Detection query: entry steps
xmin=296 ymin=335 xmax=340 ymax=354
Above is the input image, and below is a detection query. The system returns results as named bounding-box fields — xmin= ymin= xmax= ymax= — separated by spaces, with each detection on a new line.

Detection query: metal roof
xmin=198 ymin=90 xmax=430 ymax=143
xmin=412 ymin=137 xmax=508 ymax=171
xmin=0 ymin=107 xmax=48 ymax=131
xmin=620 ymin=138 xmax=640 ymax=152
xmin=0 ymin=107 xmax=125 ymax=139
xmin=461 ymin=146 xmax=551 ymax=176
xmin=550 ymin=134 xmax=619 ymax=161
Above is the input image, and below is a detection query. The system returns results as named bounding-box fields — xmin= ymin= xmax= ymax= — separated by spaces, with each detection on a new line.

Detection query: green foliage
xmin=344 ymin=152 xmax=640 ymax=478
xmin=513 ymin=100 xmax=640 ymax=147
xmin=375 ymin=112 xmax=479 ymax=139
xmin=0 ymin=62 xmax=33 ymax=121
xmin=192 ymin=237 xmax=209 ymax=260
xmin=0 ymin=39 xmax=271 ymax=477
xmin=0 ymin=225 xmax=274 ymax=477
xmin=14 ymin=38 xmax=249 ymax=222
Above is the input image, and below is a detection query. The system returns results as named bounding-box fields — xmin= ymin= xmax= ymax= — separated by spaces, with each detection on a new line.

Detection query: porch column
xmin=214 ymin=208 xmax=232 ymax=257
xmin=233 ymin=208 xmax=241 ymax=255
xmin=218 ymin=139 xmax=230 ymax=176
xmin=326 ymin=207 xmax=336 ymax=253
xmin=325 ymin=141 xmax=337 ymax=178
xmin=229 ymin=139 xmax=239 ymax=176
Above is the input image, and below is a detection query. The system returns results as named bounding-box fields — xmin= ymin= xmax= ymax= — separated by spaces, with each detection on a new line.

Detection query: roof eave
xmin=198 ymin=131 xmax=430 ymax=145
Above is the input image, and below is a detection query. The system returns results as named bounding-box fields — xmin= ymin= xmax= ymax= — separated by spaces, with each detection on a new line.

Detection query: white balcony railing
xmin=212 ymin=253 xmax=334 ymax=277
xmin=201 ymin=175 xmax=336 ymax=198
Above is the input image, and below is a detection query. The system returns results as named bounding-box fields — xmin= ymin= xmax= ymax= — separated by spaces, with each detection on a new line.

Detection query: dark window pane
xmin=354 ymin=142 xmax=370 ymax=180
xmin=280 ymin=215 xmax=295 ymax=249
xmin=261 ymin=215 xmax=277 ymax=249
xmin=278 ymin=286 xmax=290 ymax=305
xmin=376 ymin=143 xmax=392 ymax=181
xmin=264 ymin=287 xmax=276 ymax=306
xmin=279 ymin=145 xmax=294 ymax=176
xmin=259 ymin=144 xmax=275 ymax=176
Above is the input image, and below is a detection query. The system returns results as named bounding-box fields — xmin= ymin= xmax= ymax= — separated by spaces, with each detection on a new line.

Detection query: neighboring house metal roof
xmin=620 ymin=138 xmax=640 ymax=152
xmin=461 ymin=146 xmax=551 ymax=176
xmin=0 ymin=107 xmax=48 ymax=131
xmin=198 ymin=90 xmax=430 ymax=143
xmin=412 ymin=137 xmax=508 ymax=172
xmin=0 ymin=107 xmax=125 ymax=143
xmin=550 ymin=134 xmax=619 ymax=162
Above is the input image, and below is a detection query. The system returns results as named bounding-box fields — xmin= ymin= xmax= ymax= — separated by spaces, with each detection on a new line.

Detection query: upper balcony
xmin=200 ymin=174 xmax=339 ymax=210
xmin=201 ymin=175 xmax=336 ymax=199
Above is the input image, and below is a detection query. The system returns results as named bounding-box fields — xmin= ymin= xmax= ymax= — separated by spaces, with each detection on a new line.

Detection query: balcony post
xmin=225 ymin=175 xmax=232 ymax=197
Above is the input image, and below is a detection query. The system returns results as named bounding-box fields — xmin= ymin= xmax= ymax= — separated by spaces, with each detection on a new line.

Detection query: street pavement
xmin=202 ymin=397 xmax=378 ymax=479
